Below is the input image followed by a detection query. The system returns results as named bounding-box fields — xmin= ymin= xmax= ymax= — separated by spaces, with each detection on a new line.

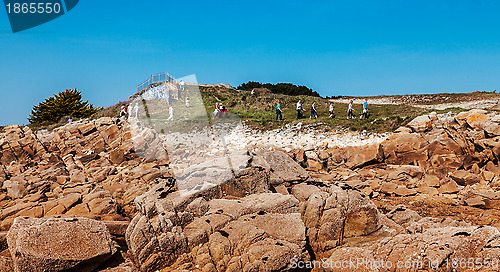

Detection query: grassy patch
xmin=36 ymin=85 xmax=495 ymax=134
xmin=199 ymin=86 xmax=427 ymax=132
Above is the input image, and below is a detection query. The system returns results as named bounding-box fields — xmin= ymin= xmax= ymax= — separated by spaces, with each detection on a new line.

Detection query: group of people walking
xmin=120 ymin=103 xmax=140 ymax=120
xmin=276 ymin=99 xmax=369 ymax=121
xmin=295 ymin=100 xmax=320 ymax=119
xmin=347 ymin=99 xmax=369 ymax=119
xmin=213 ymin=103 xmax=229 ymax=119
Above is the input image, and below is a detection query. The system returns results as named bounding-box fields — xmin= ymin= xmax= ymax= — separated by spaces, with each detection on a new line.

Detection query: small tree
xmin=28 ymin=89 xmax=98 ymax=125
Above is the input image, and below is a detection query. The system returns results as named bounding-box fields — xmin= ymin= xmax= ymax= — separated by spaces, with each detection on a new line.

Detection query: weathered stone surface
xmin=393 ymin=186 xmax=417 ymax=197
xmin=109 ymin=148 xmax=125 ymax=165
xmin=363 ymin=224 xmax=500 ymax=271
xmin=455 ymin=109 xmax=488 ymax=130
xmin=417 ymin=186 xmax=439 ymax=195
xmin=1 ymin=108 xmax=500 ymax=271
xmin=0 ymin=256 xmax=13 ymax=271
xmin=341 ymin=144 xmax=383 ymax=169
xmin=422 ymin=174 xmax=441 ymax=187
xmin=465 ymin=196 xmax=486 ymax=207
xmin=382 ymin=133 xmax=427 ymax=165
xmin=293 ymin=185 xmax=381 ymax=259
xmin=406 ymin=114 xmax=433 ymax=132
xmin=438 ymin=180 xmax=460 ymax=194
xmin=255 ymin=150 xmax=309 ymax=185
xmin=306 ymin=159 xmax=323 ymax=171
xmin=379 ymin=182 xmax=397 ymax=195
xmin=2 ymin=179 xmax=27 ymax=199
xmin=386 ymin=205 xmax=422 ymax=227
xmin=323 ymin=247 xmax=379 ymax=272
xmin=7 ymin=217 xmax=116 ymax=272
xmin=450 ymin=170 xmax=480 ymax=186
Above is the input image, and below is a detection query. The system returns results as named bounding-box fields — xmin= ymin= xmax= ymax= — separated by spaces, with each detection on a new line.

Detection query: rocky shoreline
xmin=0 ymin=109 xmax=499 ymax=271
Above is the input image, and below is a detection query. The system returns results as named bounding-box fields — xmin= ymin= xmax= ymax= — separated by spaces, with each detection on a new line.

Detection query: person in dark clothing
xmin=296 ymin=100 xmax=303 ymax=119
xmin=276 ymin=102 xmax=283 ymax=121
xmin=310 ymin=101 xmax=318 ymax=119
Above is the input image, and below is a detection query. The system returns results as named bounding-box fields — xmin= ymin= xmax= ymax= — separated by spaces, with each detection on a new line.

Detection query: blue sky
xmin=1 ymin=0 xmax=499 ymax=125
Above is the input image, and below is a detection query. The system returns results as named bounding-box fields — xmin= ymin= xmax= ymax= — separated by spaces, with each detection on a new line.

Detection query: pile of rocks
xmin=124 ymin=150 xmax=384 ymax=271
xmin=223 ymin=122 xmax=390 ymax=153
xmin=0 ymin=117 xmax=172 ymax=270
xmin=0 ymin=109 xmax=499 ymax=271
xmin=0 ymin=117 xmax=176 ymax=224
xmin=303 ymin=109 xmax=500 ymax=217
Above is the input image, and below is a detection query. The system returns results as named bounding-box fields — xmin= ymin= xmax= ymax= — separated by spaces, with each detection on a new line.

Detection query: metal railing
xmin=136 ymin=72 xmax=176 ymax=93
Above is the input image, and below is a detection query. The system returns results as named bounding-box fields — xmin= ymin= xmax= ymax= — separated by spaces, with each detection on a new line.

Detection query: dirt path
xmin=331 ymin=92 xmax=500 ymax=110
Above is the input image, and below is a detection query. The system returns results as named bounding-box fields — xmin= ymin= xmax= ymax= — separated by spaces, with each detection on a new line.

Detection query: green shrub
xmin=28 ymin=89 xmax=98 ymax=125
xmin=237 ymin=81 xmax=321 ymax=97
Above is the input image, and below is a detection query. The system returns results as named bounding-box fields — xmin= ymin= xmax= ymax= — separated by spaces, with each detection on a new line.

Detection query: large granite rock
xmin=7 ymin=216 xmax=116 ymax=272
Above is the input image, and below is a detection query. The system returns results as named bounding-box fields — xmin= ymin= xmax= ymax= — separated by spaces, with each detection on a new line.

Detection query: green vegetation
xmin=85 ymin=84 xmax=500 ymax=134
xmin=200 ymin=86 xmax=426 ymax=132
xmin=28 ymin=89 xmax=99 ymax=126
xmin=237 ymin=81 xmax=321 ymax=97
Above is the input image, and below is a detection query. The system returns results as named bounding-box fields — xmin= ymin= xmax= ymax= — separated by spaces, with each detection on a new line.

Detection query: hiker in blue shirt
xmin=276 ymin=102 xmax=283 ymax=121
xmin=362 ymin=99 xmax=368 ymax=119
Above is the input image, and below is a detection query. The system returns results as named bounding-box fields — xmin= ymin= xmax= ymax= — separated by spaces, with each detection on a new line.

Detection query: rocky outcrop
xmin=7 ymin=216 xmax=116 ymax=272
xmin=1 ymin=109 xmax=500 ymax=271
xmin=301 ymin=110 xmax=500 ymax=218
xmin=0 ymin=119 xmax=172 ymax=232
xmin=125 ymin=150 xmax=384 ymax=271
xmin=0 ymin=118 xmax=174 ymax=271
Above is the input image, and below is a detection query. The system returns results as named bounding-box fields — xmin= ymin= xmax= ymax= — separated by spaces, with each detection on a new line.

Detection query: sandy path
xmin=331 ymin=97 xmax=500 ymax=110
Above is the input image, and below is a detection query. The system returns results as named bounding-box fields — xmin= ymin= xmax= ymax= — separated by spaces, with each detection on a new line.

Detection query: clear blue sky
xmin=1 ymin=0 xmax=499 ymax=125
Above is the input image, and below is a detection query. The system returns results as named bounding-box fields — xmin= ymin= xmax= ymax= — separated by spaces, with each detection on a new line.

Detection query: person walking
xmin=167 ymin=106 xmax=174 ymax=121
xmin=179 ymin=80 xmax=185 ymax=91
xmin=120 ymin=105 xmax=127 ymax=118
xmin=310 ymin=101 xmax=318 ymax=119
xmin=347 ymin=100 xmax=354 ymax=119
xmin=276 ymin=102 xmax=283 ymax=121
xmin=362 ymin=99 xmax=368 ymax=119
xmin=219 ymin=103 xmax=225 ymax=118
xmin=251 ymin=89 xmax=255 ymax=96
xmin=296 ymin=100 xmax=303 ymax=119
xmin=329 ymin=102 xmax=335 ymax=118
xmin=128 ymin=103 xmax=133 ymax=119
xmin=213 ymin=103 xmax=220 ymax=118
xmin=134 ymin=103 xmax=139 ymax=118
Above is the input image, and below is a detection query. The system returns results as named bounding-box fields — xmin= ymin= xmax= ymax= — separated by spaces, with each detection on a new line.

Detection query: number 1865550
xmin=6 ymin=2 xmax=62 ymax=14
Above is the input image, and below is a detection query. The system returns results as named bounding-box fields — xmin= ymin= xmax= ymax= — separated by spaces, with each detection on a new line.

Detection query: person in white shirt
xmin=179 ymin=80 xmax=185 ymax=91
xmin=347 ymin=100 xmax=354 ymax=119
xmin=134 ymin=103 xmax=139 ymax=118
xmin=120 ymin=105 xmax=127 ymax=119
xmin=167 ymin=106 xmax=174 ymax=121
xmin=296 ymin=100 xmax=303 ymax=119
xmin=128 ymin=103 xmax=133 ymax=119
xmin=329 ymin=102 xmax=335 ymax=118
